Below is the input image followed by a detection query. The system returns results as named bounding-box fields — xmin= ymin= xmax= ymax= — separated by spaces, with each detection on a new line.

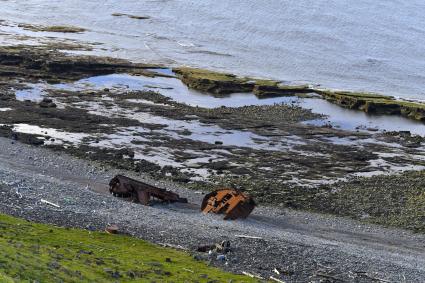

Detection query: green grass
xmin=0 ymin=272 xmax=14 ymax=283
xmin=0 ymin=213 xmax=258 ymax=282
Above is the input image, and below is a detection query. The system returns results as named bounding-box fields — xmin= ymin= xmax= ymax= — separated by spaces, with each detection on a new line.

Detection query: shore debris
xmin=270 ymin=276 xmax=286 ymax=283
xmin=197 ymin=240 xmax=231 ymax=253
xmin=40 ymin=199 xmax=60 ymax=208
xmin=109 ymin=175 xmax=188 ymax=205
xmin=38 ymin=98 xmax=57 ymax=108
xmin=235 ymin=234 xmax=263 ymax=240
xmin=158 ymin=243 xmax=188 ymax=251
xmin=105 ymin=224 xmax=119 ymax=234
xmin=242 ymin=271 xmax=265 ymax=280
xmin=201 ymin=189 xmax=256 ymax=220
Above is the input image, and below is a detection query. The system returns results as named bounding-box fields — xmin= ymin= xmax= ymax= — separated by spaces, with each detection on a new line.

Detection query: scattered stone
xmin=39 ymin=98 xmax=57 ymax=108
xmin=105 ymin=224 xmax=119 ymax=234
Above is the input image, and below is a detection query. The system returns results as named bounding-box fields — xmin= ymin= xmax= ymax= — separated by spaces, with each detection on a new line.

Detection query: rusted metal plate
xmin=109 ymin=175 xmax=188 ymax=205
xmin=201 ymin=188 xmax=256 ymax=220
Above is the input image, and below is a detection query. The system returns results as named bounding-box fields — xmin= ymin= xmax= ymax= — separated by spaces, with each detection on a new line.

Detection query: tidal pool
xmin=13 ymin=72 xmax=425 ymax=136
xmin=67 ymin=73 xmax=425 ymax=136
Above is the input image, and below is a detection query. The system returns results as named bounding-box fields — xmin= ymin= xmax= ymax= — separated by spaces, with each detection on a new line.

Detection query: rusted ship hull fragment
xmin=201 ymin=189 xmax=256 ymax=220
xmin=109 ymin=175 xmax=188 ymax=205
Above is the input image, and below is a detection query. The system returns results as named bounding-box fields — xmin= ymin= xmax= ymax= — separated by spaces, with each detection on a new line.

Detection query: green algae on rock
xmin=173 ymin=67 xmax=313 ymax=97
xmin=173 ymin=67 xmax=255 ymax=94
xmin=253 ymin=83 xmax=313 ymax=98
xmin=18 ymin=24 xmax=87 ymax=33
xmin=174 ymin=67 xmax=425 ymax=122
xmin=315 ymin=89 xmax=425 ymax=122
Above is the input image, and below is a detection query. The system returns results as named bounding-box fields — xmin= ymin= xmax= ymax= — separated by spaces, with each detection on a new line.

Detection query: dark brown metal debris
xmin=109 ymin=175 xmax=188 ymax=205
xmin=201 ymin=188 xmax=256 ymax=220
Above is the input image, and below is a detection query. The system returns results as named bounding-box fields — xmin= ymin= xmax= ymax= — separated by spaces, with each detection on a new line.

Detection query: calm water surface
xmin=1 ymin=0 xmax=425 ymax=100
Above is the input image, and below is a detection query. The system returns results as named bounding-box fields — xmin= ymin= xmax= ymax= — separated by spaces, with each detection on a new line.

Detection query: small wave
xmin=177 ymin=40 xmax=196 ymax=47
xmin=187 ymin=50 xmax=233 ymax=57
xmin=395 ymin=96 xmax=425 ymax=104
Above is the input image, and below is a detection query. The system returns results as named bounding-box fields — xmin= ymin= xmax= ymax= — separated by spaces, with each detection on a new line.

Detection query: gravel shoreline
xmin=1 ymin=136 xmax=424 ymax=282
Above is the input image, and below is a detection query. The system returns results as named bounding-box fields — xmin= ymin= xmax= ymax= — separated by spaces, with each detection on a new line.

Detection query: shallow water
xmin=8 ymin=124 xmax=89 ymax=145
xmin=58 ymin=74 xmax=425 ymax=136
xmin=14 ymin=73 xmax=425 ymax=136
xmin=76 ymin=100 xmax=294 ymax=151
xmin=300 ymin=99 xmax=425 ymax=135
xmin=15 ymin=85 xmax=47 ymax=102
xmin=59 ymin=73 xmax=299 ymax=108
xmin=1 ymin=0 xmax=425 ymax=100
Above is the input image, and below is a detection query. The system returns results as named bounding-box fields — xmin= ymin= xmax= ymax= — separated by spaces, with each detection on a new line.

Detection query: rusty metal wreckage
xmin=109 ymin=175 xmax=256 ymax=220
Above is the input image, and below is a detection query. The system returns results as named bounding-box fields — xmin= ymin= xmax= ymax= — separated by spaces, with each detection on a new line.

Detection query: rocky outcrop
xmin=174 ymin=67 xmax=313 ymax=97
xmin=253 ymin=84 xmax=313 ymax=97
xmin=316 ymin=90 xmax=425 ymax=122
xmin=174 ymin=67 xmax=425 ymax=123
xmin=0 ymin=45 xmax=157 ymax=81
xmin=173 ymin=67 xmax=255 ymax=94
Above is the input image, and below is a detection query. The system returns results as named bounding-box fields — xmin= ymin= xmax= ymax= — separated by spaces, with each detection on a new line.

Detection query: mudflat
xmin=0 ymin=44 xmax=424 ymax=282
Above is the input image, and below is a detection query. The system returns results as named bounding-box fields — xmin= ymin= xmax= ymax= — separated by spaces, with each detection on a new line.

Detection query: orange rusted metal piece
xmin=109 ymin=175 xmax=188 ymax=205
xmin=201 ymin=188 xmax=256 ymax=220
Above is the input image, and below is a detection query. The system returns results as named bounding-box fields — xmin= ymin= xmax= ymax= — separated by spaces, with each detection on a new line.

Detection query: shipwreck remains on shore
xmin=201 ymin=188 xmax=256 ymax=220
xmin=109 ymin=175 xmax=188 ymax=205
xmin=109 ymin=175 xmax=255 ymax=220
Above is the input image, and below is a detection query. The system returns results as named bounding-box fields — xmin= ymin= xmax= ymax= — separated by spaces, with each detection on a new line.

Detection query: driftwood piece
xmin=242 ymin=271 xmax=264 ymax=280
xmin=235 ymin=234 xmax=263 ymax=240
xmin=40 ymin=199 xmax=60 ymax=208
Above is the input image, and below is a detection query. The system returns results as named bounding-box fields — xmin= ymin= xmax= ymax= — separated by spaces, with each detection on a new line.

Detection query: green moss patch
xmin=0 ymin=213 xmax=257 ymax=282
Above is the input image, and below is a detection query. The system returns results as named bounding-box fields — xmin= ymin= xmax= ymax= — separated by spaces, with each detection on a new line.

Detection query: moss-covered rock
xmin=173 ymin=67 xmax=314 ymax=97
xmin=253 ymin=84 xmax=313 ymax=97
xmin=174 ymin=67 xmax=425 ymax=122
xmin=18 ymin=24 xmax=87 ymax=33
xmin=173 ymin=67 xmax=255 ymax=94
xmin=316 ymin=90 xmax=425 ymax=122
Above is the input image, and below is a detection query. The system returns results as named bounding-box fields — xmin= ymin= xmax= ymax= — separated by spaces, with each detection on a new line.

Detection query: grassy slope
xmin=0 ymin=214 xmax=257 ymax=283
